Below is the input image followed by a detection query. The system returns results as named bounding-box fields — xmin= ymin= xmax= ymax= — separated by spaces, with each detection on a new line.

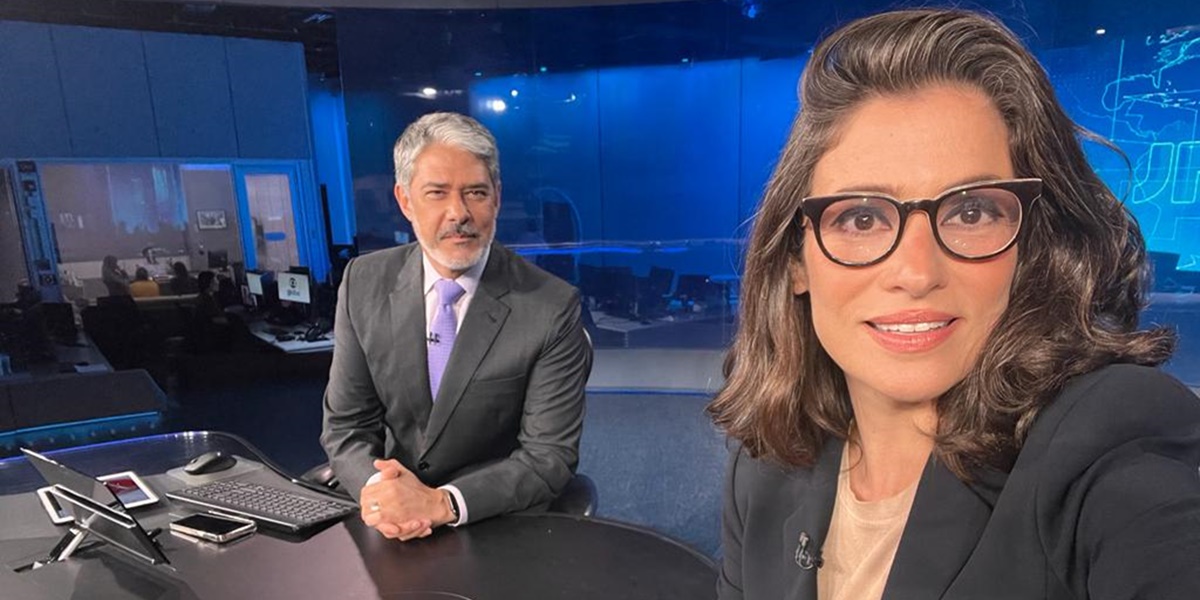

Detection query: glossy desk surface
xmin=0 ymin=432 xmax=716 ymax=599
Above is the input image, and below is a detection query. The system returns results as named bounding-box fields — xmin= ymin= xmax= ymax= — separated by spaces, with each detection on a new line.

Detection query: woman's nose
xmin=880 ymin=213 xmax=947 ymax=297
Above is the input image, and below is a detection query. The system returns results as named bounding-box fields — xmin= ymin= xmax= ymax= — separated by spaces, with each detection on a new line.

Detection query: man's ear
xmin=789 ymin=258 xmax=809 ymax=295
xmin=394 ymin=183 xmax=413 ymax=221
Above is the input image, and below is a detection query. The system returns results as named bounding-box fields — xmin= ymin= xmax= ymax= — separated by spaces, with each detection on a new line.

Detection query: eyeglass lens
xmin=816 ymin=186 xmax=1023 ymax=264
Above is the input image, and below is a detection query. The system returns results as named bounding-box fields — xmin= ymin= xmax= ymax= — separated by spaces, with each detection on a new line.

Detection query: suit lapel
xmin=388 ymin=250 xmax=434 ymax=432
xmin=882 ymin=456 xmax=995 ymax=600
xmin=421 ymin=246 xmax=512 ymax=456
xmin=781 ymin=441 xmax=843 ymax=600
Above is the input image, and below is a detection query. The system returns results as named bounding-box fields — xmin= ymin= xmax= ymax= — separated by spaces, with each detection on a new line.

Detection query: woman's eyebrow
xmin=826 ymin=173 xmax=1008 ymax=196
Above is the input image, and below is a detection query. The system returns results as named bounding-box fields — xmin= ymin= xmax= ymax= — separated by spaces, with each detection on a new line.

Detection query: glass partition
xmin=513 ymin=240 xmax=740 ymax=349
xmin=1036 ymin=32 xmax=1200 ymax=385
xmin=337 ymin=4 xmax=1200 ymax=384
xmin=38 ymin=161 xmax=243 ymax=304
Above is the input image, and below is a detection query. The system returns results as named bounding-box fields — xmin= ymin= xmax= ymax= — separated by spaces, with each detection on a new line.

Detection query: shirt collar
xmin=421 ymin=243 xmax=491 ymax=298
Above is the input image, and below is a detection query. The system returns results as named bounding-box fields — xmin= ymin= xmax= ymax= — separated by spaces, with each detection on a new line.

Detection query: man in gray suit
xmin=321 ymin=112 xmax=592 ymax=541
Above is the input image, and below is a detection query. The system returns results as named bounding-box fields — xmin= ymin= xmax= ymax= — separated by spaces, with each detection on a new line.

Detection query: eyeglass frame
xmin=795 ymin=178 xmax=1043 ymax=267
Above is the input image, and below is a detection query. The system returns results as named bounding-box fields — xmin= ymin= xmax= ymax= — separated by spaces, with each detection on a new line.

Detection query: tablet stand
xmin=31 ymin=485 xmax=168 ymax=568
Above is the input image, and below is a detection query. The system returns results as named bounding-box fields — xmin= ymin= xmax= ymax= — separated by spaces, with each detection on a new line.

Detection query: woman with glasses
xmin=709 ymin=8 xmax=1200 ymax=600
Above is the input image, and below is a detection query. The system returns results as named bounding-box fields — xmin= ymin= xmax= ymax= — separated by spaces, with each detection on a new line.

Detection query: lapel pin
xmin=795 ymin=531 xmax=824 ymax=570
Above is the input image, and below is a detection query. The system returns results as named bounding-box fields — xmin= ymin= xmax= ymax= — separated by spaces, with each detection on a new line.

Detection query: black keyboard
xmin=167 ymin=480 xmax=356 ymax=532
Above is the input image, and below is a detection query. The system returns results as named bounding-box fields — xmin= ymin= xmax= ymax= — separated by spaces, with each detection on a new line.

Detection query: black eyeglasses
xmin=797 ymin=178 xmax=1042 ymax=267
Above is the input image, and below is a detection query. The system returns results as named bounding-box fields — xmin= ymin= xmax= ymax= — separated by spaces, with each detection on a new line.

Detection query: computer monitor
xmin=278 ymin=271 xmax=312 ymax=305
xmin=246 ymin=271 xmax=264 ymax=296
xmin=230 ymin=261 xmax=245 ymax=285
xmin=207 ymin=249 xmax=229 ymax=270
xmin=591 ymin=266 xmax=636 ymax=318
xmin=314 ymin=282 xmax=337 ymax=321
xmin=637 ymin=267 xmax=675 ymax=318
xmin=39 ymin=302 xmax=78 ymax=343
xmin=578 ymin=264 xmax=602 ymax=300
xmin=1148 ymin=251 xmax=1182 ymax=292
xmin=676 ymin=274 xmax=715 ymax=301
xmin=644 ymin=266 xmax=675 ymax=298
xmin=240 ymin=284 xmax=257 ymax=309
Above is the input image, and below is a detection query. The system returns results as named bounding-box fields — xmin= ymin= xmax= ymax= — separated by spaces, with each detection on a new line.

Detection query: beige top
xmin=817 ymin=442 xmax=920 ymax=600
xmin=129 ymin=279 xmax=160 ymax=298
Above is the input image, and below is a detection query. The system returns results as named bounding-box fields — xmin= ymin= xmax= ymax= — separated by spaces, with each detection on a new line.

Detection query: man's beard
xmin=416 ymin=220 xmax=493 ymax=272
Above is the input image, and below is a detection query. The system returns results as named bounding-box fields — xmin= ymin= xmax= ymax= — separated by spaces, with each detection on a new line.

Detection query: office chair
xmin=548 ymin=473 xmax=598 ymax=517
xmin=635 ymin=266 xmax=674 ymax=319
xmin=300 ymin=462 xmax=351 ymax=500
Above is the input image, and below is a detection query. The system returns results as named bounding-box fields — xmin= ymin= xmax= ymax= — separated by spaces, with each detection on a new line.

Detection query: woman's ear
xmin=789 ymin=258 xmax=809 ymax=295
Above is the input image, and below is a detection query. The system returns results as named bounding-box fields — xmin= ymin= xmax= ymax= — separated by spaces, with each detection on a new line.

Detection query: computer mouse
xmin=184 ymin=451 xmax=237 ymax=475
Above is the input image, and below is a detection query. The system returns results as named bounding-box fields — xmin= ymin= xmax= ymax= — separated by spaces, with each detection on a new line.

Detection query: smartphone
xmin=169 ymin=513 xmax=256 ymax=544
xmin=97 ymin=471 xmax=159 ymax=509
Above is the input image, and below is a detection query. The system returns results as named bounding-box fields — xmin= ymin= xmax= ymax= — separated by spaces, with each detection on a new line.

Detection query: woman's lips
xmin=864 ymin=312 xmax=958 ymax=353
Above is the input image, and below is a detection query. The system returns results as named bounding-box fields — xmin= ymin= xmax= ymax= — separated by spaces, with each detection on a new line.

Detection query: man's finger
xmin=397 ymin=519 xmax=433 ymax=541
xmin=362 ymin=510 xmax=381 ymax=526
xmin=376 ymin=522 xmax=401 ymax=538
xmin=374 ymin=468 xmax=401 ymax=481
xmin=360 ymin=495 xmax=388 ymax=520
xmin=372 ymin=458 xmax=404 ymax=472
xmin=373 ymin=459 xmax=415 ymax=480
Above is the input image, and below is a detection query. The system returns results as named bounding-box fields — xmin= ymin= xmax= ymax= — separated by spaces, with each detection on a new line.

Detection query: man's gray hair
xmin=392 ymin=112 xmax=500 ymax=192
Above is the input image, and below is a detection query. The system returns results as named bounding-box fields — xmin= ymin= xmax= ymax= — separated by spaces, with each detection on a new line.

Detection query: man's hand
xmin=359 ymin=459 xmax=455 ymax=541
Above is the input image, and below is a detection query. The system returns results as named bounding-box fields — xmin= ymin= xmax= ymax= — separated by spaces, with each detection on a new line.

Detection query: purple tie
xmin=427 ymin=279 xmax=465 ymax=400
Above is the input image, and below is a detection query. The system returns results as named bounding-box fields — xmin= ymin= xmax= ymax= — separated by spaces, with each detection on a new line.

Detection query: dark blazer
xmin=320 ymin=242 xmax=593 ymax=523
xmin=719 ymin=364 xmax=1200 ymax=599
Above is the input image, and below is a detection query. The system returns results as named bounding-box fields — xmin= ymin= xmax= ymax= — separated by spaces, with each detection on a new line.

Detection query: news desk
xmin=0 ymin=432 xmax=717 ymax=599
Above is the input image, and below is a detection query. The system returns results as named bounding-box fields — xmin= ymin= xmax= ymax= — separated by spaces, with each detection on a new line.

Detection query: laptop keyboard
xmin=167 ymin=480 xmax=355 ymax=532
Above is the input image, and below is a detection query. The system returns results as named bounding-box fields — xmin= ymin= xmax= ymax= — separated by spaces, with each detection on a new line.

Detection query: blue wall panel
xmin=738 ymin=56 xmax=804 ymax=226
xmin=225 ymin=38 xmax=311 ymax=159
xmin=143 ymin=32 xmax=238 ymax=158
xmin=596 ymin=61 xmax=741 ymax=274
xmin=53 ymin=25 xmax=159 ymax=157
xmin=309 ymin=79 xmax=355 ymax=245
xmin=596 ymin=61 xmax=740 ymax=242
xmin=473 ymin=71 xmax=605 ymax=244
xmin=0 ymin=21 xmax=72 ymax=157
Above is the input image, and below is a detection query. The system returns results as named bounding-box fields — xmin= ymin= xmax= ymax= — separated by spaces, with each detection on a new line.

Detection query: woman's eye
xmin=828 ymin=204 xmax=894 ymax=234
xmin=941 ymin=196 xmax=1005 ymax=227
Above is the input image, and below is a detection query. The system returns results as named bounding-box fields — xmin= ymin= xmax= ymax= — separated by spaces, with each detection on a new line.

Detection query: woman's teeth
xmin=871 ymin=320 xmax=950 ymax=333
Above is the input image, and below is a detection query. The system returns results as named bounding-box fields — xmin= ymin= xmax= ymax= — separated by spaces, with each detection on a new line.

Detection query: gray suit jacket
xmin=320 ymin=242 xmax=592 ymax=523
xmin=719 ymin=364 xmax=1200 ymax=599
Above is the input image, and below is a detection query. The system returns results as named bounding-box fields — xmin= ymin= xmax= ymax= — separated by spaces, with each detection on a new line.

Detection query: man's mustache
xmin=437 ymin=222 xmax=480 ymax=239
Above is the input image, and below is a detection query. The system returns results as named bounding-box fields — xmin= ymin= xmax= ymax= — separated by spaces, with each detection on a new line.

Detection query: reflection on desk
xmin=0 ymin=432 xmax=717 ymax=599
